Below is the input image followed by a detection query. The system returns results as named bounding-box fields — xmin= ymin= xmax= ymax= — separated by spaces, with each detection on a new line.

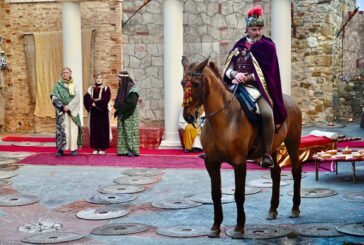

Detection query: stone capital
xmin=57 ymin=0 xmax=123 ymax=2
xmin=57 ymin=0 xmax=81 ymax=2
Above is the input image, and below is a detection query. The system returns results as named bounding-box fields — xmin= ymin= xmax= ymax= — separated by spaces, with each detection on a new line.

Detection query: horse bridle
xmin=184 ymin=70 xmax=238 ymax=127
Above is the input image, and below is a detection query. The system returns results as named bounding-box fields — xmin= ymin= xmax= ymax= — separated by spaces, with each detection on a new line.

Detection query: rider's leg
xmin=257 ymin=97 xmax=275 ymax=168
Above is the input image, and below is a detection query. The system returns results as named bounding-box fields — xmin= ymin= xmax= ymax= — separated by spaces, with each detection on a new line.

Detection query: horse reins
xmin=184 ymin=71 xmax=238 ymax=127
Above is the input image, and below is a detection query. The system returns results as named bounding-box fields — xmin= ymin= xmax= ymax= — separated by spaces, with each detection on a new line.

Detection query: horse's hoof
xmin=266 ymin=211 xmax=278 ymax=220
xmin=231 ymin=229 xmax=245 ymax=239
xmin=289 ymin=210 xmax=300 ymax=218
xmin=207 ymin=229 xmax=220 ymax=238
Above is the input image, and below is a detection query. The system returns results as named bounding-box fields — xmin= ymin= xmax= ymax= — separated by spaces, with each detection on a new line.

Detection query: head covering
xmin=115 ymin=71 xmax=135 ymax=107
xmin=246 ymin=5 xmax=264 ymax=27
xmin=61 ymin=67 xmax=75 ymax=96
xmin=61 ymin=78 xmax=75 ymax=96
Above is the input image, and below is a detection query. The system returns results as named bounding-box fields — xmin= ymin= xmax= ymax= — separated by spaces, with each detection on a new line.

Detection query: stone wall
xmin=342 ymin=10 xmax=364 ymax=121
xmin=0 ymin=0 xmax=122 ymax=132
xmin=291 ymin=0 xmax=356 ymax=125
xmin=124 ymin=0 xmax=359 ymax=126
xmin=122 ymin=0 xmax=271 ymax=125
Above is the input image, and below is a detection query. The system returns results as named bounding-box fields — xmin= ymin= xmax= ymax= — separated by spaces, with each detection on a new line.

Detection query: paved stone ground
xmin=0 ymin=123 xmax=364 ymax=244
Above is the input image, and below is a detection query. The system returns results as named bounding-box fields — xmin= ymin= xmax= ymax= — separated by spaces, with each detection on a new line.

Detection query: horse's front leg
xmin=231 ymin=162 xmax=247 ymax=239
xmin=205 ymin=159 xmax=223 ymax=238
xmin=268 ymin=151 xmax=280 ymax=220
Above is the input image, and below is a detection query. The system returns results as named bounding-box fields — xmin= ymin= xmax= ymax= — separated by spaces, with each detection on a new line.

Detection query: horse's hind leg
xmin=285 ymin=138 xmax=302 ymax=218
xmin=205 ymin=160 xmax=223 ymax=238
xmin=267 ymin=151 xmax=280 ymax=220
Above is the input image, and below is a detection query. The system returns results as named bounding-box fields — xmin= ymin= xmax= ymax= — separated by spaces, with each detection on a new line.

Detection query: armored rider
xmin=223 ymin=5 xmax=287 ymax=168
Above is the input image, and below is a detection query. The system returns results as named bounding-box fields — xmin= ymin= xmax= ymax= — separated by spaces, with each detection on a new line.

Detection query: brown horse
xmin=181 ymin=56 xmax=302 ymax=238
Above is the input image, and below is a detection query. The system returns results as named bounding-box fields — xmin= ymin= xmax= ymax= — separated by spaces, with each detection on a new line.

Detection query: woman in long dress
xmin=84 ymin=73 xmax=111 ymax=154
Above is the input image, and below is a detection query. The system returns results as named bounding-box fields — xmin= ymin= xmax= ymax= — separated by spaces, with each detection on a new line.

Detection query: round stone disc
xmin=288 ymin=188 xmax=337 ymax=198
xmin=340 ymin=176 xmax=353 ymax=182
xmin=189 ymin=193 xmax=234 ymax=204
xmin=0 ymin=158 xmax=16 ymax=168
xmin=247 ymin=179 xmax=290 ymax=188
xmin=294 ymin=223 xmax=342 ymax=237
xmin=0 ymin=165 xmax=19 ymax=171
xmin=156 ymin=226 xmax=210 ymax=237
xmin=98 ymin=184 xmax=145 ymax=194
xmin=0 ymin=179 xmax=10 ymax=187
xmin=0 ymin=152 xmax=32 ymax=159
xmin=18 ymin=222 xmax=63 ymax=234
xmin=152 ymin=198 xmax=202 ymax=209
xmin=113 ymin=175 xmax=158 ymax=185
xmin=225 ymin=225 xmax=289 ymax=239
xmin=76 ymin=205 xmax=130 ymax=220
xmin=336 ymin=222 xmax=364 ymax=237
xmin=261 ymin=172 xmax=307 ymax=180
xmin=122 ymin=168 xmax=164 ymax=177
xmin=87 ymin=193 xmax=137 ymax=204
xmin=0 ymin=171 xmax=17 ymax=179
xmin=12 ymin=142 xmax=44 ymax=147
xmin=91 ymin=223 xmax=150 ymax=236
xmin=0 ymin=194 xmax=39 ymax=206
xmin=340 ymin=191 xmax=364 ymax=202
xmin=22 ymin=232 xmax=84 ymax=244
xmin=222 ymin=186 xmax=260 ymax=195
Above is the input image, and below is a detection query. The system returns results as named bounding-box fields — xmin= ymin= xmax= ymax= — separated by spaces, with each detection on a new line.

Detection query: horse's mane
xmin=207 ymin=61 xmax=229 ymax=90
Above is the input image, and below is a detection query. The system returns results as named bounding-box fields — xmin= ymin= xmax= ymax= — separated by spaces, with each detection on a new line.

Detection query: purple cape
xmin=224 ymin=36 xmax=287 ymax=124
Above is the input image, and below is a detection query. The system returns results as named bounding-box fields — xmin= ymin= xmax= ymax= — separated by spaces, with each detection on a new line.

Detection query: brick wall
xmin=0 ymin=0 xmax=122 ymax=132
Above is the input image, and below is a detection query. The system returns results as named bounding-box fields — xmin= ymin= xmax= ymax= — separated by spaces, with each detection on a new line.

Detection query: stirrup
xmin=260 ymin=154 xmax=274 ymax=168
xmin=275 ymin=124 xmax=281 ymax=134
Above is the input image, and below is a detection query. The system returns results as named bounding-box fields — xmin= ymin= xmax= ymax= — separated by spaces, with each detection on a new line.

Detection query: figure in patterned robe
xmin=50 ymin=67 xmax=83 ymax=156
xmin=114 ymin=71 xmax=139 ymax=157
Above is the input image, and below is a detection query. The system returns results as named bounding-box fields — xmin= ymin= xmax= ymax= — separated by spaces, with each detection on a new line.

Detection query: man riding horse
xmin=223 ymin=5 xmax=287 ymax=168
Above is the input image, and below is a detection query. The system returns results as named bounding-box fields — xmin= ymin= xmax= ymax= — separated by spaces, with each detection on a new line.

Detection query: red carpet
xmin=338 ymin=141 xmax=364 ymax=148
xmin=2 ymin=140 xmax=363 ymax=155
xmin=1 ymin=136 xmax=55 ymax=142
xmin=17 ymin=152 xmax=332 ymax=172
xmin=2 ymin=135 xmax=361 ymax=172
xmin=18 ymin=152 xmax=233 ymax=170
xmin=0 ymin=145 xmax=199 ymax=156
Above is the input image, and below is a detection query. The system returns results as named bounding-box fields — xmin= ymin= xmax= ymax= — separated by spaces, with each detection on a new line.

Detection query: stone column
xmin=61 ymin=0 xmax=84 ymax=122
xmin=0 ymin=38 xmax=5 ymax=128
xmin=160 ymin=0 xmax=183 ymax=148
xmin=271 ymin=0 xmax=291 ymax=95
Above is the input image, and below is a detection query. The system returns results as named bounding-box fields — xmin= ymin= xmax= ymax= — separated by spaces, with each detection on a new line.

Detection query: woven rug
xmin=2 ymin=126 xmax=164 ymax=149
xmin=17 ymin=152 xmax=333 ymax=172
xmin=0 ymin=145 xmax=200 ymax=156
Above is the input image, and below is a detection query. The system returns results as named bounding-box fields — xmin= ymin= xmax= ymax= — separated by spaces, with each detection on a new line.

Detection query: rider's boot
xmin=260 ymin=153 xmax=274 ymax=168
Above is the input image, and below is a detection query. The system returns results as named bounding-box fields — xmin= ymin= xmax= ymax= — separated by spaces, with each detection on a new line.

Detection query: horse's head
xmin=181 ymin=56 xmax=209 ymax=124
